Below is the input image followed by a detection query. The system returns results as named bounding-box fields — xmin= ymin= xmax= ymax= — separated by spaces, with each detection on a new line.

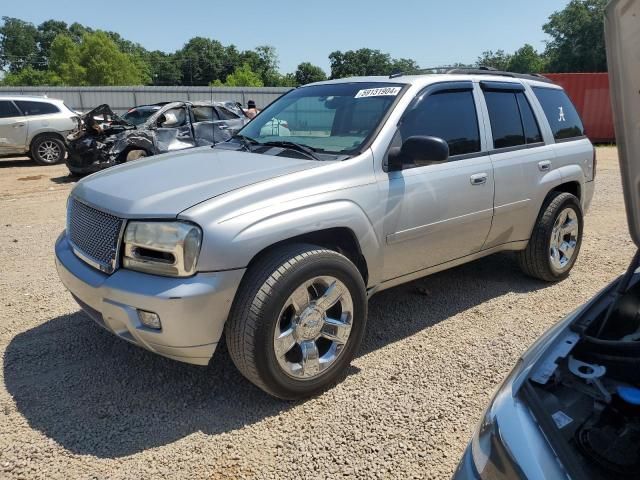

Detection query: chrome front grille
xmin=67 ymin=197 xmax=124 ymax=273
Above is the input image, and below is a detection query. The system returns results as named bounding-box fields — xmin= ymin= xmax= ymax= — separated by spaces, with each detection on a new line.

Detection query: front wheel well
xmin=245 ymin=227 xmax=369 ymax=285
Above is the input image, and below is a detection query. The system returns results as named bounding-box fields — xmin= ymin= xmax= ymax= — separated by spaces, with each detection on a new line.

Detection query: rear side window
xmin=399 ymin=90 xmax=481 ymax=156
xmin=532 ymin=87 xmax=584 ymax=141
xmin=484 ymin=91 xmax=525 ymax=148
xmin=15 ymin=100 xmax=59 ymax=116
xmin=0 ymin=101 xmax=21 ymax=118
xmin=516 ymin=93 xmax=543 ymax=144
xmin=484 ymin=90 xmax=543 ymax=148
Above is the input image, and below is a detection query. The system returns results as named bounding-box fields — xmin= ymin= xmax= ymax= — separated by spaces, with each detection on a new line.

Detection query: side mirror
xmin=388 ymin=136 xmax=449 ymax=171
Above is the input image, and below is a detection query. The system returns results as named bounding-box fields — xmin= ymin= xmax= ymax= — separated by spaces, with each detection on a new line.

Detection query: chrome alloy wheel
xmin=38 ymin=140 xmax=61 ymax=163
xmin=549 ymin=207 xmax=579 ymax=272
xmin=273 ymin=276 xmax=354 ymax=379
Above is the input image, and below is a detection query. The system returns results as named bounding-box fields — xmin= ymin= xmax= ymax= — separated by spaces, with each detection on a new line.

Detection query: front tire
xmin=518 ymin=192 xmax=583 ymax=282
xmin=31 ymin=135 xmax=66 ymax=165
xmin=226 ymin=244 xmax=367 ymax=399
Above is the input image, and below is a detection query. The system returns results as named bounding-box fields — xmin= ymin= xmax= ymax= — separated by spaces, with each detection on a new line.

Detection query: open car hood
xmin=81 ymin=104 xmax=135 ymax=128
xmin=605 ymin=0 xmax=640 ymax=246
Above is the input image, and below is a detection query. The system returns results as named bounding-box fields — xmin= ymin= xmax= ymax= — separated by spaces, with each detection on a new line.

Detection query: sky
xmin=3 ymin=0 xmax=570 ymax=73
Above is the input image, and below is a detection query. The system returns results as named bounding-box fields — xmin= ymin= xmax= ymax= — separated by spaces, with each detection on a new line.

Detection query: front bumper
xmin=55 ymin=232 xmax=245 ymax=365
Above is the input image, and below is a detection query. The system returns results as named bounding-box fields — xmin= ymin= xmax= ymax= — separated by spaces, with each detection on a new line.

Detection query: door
xmin=0 ymin=100 xmax=27 ymax=154
xmin=190 ymin=105 xmax=232 ymax=145
xmin=154 ymin=106 xmax=196 ymax=152
xmin=479 ymin=82 xmax=557 ymax=248
xmin=381 ymin=82 xmax=495 ymax=281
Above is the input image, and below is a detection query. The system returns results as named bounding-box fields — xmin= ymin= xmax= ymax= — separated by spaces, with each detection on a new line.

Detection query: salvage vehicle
xmin=453 ymin=2 xmax=640 ymax=478
xmin=0 ymin=95 xmax=79 ymax=164
xmin=65 ymin=101 xmax=248 ymax=175
xmin=55 ymin=67 xmax=594 ymax=399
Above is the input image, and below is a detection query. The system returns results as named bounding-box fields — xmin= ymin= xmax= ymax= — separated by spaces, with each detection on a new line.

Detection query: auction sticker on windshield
xmin=355 ymin=86 xmax=402 ymax=98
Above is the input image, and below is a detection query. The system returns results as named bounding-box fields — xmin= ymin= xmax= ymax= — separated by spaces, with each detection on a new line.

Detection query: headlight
xmin=470 ymin=361 xmax=524 ymax=477
xmin=123 ymin=221 xmax=202 ymax=277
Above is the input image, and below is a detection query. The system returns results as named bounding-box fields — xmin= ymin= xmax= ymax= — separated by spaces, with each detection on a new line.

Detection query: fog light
xmin=138 ymin=310 xmax=161 ymax=330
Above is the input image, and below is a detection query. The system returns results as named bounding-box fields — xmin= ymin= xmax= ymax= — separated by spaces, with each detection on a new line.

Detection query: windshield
xmin=122 ymin=106 xmax=161 ymax=126
xmin=237 ymin=82 xmax=405 ymax=154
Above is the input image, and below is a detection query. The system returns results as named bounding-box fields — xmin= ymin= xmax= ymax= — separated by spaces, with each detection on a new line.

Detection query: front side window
xmin=14 ymin=100 xmax=59 ymax=116
xmin=237 ymin=82 xmax=404 ymax=154
xmin=532 ymin=87 xmax=584 ymax=141
xmin=399 ymin=90 xmax=481 ymax=156
xmin=0 ymin=101 xmax=21 ymax=118
xmin=216 ymin=107 xmax=239 ymax=120
xmin=158 ymin=107 xmax=188 ymax=128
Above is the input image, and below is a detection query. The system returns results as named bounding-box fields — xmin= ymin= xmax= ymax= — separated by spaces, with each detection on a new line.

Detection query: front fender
xmin=186 ymin=198 xmax=382 ymax=285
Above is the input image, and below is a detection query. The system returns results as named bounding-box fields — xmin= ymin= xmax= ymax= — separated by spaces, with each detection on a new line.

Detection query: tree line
xmin=0 ymin=0 xmax=607 ymax=87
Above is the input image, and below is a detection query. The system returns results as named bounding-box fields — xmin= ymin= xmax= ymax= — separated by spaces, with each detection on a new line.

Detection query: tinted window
xmin=0 ymin=101 xmax=21 ymax=118
xmin=516 ymin=92 xmax=543 ymax=144
xmin=192 ymin=106 xmax=219 ymax=122
xmin=484 ymin=91 xmax=525 ymax=148
xmin=15 ymin=100 xmax=59 ymax=116
xmin=399 ymin=90 xmax=480 ymax=156
xmin=532 ymin=87 xmax=584 ymax=140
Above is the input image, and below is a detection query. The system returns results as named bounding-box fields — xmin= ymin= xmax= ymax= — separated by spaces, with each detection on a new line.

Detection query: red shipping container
xmin=544 ymin=73 xmax=615 ymax=143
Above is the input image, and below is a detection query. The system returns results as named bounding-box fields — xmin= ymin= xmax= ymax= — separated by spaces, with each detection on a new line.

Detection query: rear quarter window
xmin=14 ymin=100 xmax=60 ymax=116
xmin=532 ymin=87 xmax=585 ymax=141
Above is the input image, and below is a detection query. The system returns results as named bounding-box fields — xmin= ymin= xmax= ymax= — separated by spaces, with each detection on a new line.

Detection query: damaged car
xmin=65 ymin=101 xmax=248 ymax=175
xmin=453 ymin=2 xmax=640 ymax=478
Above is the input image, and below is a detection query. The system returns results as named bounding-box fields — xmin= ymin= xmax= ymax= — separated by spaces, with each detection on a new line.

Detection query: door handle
xmin=538 ymin=160 xmax=552 ymax=172
xmin=470 ymin=173 xmax=488 ymax=185
xmin=13 ymin=123 xmax=25 ymax=128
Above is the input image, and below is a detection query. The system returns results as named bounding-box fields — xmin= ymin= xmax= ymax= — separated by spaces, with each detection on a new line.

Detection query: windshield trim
xmin=236 ymin=81 xmax=410 ymax=157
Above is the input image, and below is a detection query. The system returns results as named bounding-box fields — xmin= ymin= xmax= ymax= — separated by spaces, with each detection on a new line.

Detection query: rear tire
xmin=225 ymin=244 xmax=367 ymax=400
xmin=31 ymin=135 xmax=66 ymax=165
xmin=518 ymin=192 xmax=583 ymax=282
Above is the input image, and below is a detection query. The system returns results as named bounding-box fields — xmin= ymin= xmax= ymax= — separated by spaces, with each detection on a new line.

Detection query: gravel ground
xmin=0 ymin=148 xmax=633 ymax=479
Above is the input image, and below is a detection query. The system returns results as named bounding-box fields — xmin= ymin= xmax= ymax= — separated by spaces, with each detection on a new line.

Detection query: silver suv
xmin=55 ymin=71 xmax=595 ymax=399
xmin=0 ymin=96 xmax=79 ymax=164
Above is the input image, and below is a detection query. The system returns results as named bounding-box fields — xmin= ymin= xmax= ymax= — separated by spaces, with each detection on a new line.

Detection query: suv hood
xmin=605 ymin=0 xmax=640 ymax=246
xmin=71 ymin=147 xmax=324 ymax=217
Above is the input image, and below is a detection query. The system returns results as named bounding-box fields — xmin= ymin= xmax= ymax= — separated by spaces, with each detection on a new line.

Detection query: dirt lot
xmin=0 ymin=148 xmax=633 ymax=479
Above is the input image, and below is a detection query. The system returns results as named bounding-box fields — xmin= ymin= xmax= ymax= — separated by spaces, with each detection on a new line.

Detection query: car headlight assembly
xmin=123 ymin=221 xmax=202 ymax=277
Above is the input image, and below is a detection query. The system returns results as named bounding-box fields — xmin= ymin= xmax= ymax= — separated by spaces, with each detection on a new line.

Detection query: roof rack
xmin=389 ymin=65 xmax=553 ymax=83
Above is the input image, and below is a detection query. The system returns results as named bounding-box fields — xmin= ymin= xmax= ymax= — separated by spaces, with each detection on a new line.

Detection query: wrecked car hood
xmin=605 ymin=0 xmax=640 ymax=246
xmin=71 ymin=147 xmax=324 ymax=217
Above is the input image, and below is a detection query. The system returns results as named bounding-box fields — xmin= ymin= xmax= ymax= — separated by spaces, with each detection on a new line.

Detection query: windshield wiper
xmin=259 ymin=140 xmax=321 ymax=160
xmin=231 ymin=134 xmax=260 ymax=151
